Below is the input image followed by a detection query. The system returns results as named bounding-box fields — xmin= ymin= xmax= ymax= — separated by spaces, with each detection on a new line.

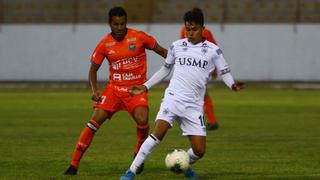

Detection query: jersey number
xmin=198 ymin=115 xmax=205 ymax=127
xmin=98 ymin=96 xmax=107 ymax=104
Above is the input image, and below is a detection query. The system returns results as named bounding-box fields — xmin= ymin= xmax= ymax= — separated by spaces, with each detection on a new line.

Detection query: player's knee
xmin=135 ymin=117 xmax=148 ymax=125
xmin=91 ymin=109 xmax=110 ymax=125
xmin=134 ymin=112 xmax=148 ymax=125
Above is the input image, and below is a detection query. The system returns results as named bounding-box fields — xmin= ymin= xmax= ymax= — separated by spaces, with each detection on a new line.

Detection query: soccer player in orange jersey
xmin=181 ymin=8 xmax=219 ymax=130
xmin=64 ymin=7 xmax=167 ymax=175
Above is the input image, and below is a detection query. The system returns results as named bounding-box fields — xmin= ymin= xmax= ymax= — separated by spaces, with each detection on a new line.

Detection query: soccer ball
xmin=165 ymin=149 xmax=190 ymax=173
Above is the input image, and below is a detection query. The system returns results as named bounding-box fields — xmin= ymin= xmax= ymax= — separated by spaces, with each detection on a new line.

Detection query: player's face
xmin=185 ymin=21 xmax=204 ymax=44
xmin=109 ymin=16 xmax=127 ymax=40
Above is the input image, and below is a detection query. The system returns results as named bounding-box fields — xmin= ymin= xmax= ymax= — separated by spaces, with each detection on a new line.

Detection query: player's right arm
xmin=89 ymin=39 xmax=106 ymax=101
xmin=89 ymin=64 xmax=100 ymax=101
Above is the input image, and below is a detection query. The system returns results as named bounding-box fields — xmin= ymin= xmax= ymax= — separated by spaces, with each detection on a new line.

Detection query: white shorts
xmin=156 ymin=97 xmax=207 ymax=136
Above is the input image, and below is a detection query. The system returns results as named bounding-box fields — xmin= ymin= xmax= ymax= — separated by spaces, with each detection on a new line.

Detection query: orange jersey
xmin=180 ymin=26 xmax=217 ymax=45
xmin=91 ymin=28 xmax=157 ymax=87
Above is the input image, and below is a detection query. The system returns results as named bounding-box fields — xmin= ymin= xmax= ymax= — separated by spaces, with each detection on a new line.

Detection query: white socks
xmin=130 ymin=134 xmax=160 ymax=174
xmin=187 ymin=148 xmax=200 ymax=164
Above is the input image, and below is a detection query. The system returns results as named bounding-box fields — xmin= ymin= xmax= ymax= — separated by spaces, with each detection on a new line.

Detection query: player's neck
xmin=188 ymin=38 xmax=203 ymax=45
xmin=111 ymin=28 xmax=128 ymax=41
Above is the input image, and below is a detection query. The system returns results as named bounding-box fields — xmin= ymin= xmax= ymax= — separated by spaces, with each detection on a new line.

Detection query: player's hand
xmin=91 ymin=90 xmax=101 ymax=102
xmin=231 ymin=81 xmax=245 ymax=91
xmin=128 ymin=85 xmax=147 ymax=96
xmin=212 ymin=69 xmax=218 ymax=79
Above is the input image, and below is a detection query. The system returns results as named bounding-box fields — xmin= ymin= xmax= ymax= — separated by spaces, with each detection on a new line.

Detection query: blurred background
xmin=1 ymin=1 xmax=320 ymax=179
xmin=0 ymin=0 xmax=319 ymax=83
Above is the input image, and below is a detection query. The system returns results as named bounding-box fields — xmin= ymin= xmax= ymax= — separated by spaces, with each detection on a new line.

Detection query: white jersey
xmin=164 ymin=38 xmax=233 ymax=107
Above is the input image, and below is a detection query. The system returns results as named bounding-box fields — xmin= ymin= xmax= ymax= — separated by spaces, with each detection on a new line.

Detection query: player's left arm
xmin=204 ymin=29 xmax=218 ymax=78
xmin=213 ymin=48 xmax=244 ymax=91
xmin=152 ymin=43 xmax=168 ymax=59
xmin=140 ymin=31 xmax=168 ymax=59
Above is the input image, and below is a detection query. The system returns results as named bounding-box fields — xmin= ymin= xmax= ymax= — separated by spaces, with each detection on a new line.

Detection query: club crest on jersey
xmin=201 ymin=48 xmax=207 ymax=54
xmin=129 ymin=44 xmax=136 ymax=51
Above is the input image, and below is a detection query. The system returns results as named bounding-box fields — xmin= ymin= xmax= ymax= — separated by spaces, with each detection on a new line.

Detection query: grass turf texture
xmin=0 ymin=83 xmax=319 ymax=179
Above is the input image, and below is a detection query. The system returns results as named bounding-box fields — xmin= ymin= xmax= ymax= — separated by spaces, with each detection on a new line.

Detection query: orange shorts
xmin=93 ymin=84 xmax=148 ymax=118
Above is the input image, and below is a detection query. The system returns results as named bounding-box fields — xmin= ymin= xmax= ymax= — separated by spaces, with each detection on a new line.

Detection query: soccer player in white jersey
xmin=120 ymin=9 xmax=244 ymax=180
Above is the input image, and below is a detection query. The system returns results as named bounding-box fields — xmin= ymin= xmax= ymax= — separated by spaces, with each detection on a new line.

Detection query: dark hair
xmin=108 ymin=7 xmax=127 ymax=22
xmin=184 ymin=8 xmax=204 ymax=26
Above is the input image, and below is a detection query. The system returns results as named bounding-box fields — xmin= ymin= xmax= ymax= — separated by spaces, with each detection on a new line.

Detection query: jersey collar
xmin=111 ymin=28 xmax=128 ymax=42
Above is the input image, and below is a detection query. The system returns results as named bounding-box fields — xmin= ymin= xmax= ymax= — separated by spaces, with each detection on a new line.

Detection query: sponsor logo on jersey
xmin=112 ymin=73 xmax=141 ymax=81
xmin=112 ymin=61 xmax=121 ymax=70
xmin=139 ymin=97 xmax=146 ymax=102
xmin=108 ymin=50 xmax=115 ymax=55
xmin=129 ymin=44 xmax=136 ymax=51
xmin=182 ymin=41 xmax=187 ymax=46
xmin=111 ymin=56 xmax=138 ymax=70
xmin=178 ymin=57 xmax=208 ymax=69
xmin=106 ymin=42 xmax=116 ymax=47
xmin=127 ymin=37 xmax=137 ymax=42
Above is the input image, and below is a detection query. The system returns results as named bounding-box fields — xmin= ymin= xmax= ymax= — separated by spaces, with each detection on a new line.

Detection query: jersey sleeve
xmin=139 ymin=31 xmax=157 ymax=50
xmin=165 ymin=43 xmax=176 ymax=65
xmin=213 ymin=48 xmax=235 ymax=88
xmin=213 ymin=48 xmax=230 ymax=74
xmin=91 ymin=40 xmax=105 ymax=67
xmin=203 ymin=29 xmax=217 ymax=45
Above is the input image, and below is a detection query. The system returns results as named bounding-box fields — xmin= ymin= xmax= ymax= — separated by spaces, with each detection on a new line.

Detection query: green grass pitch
xmin=0 ymin=83 xmax=320 ymax=179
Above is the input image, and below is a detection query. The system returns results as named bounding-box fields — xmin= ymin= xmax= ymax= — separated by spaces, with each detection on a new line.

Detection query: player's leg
xmin=126 ymin=92 xmax=150 ymax=155
xmin=125 ymin=92 xmax=150 ymax=174
xmin=132 ymin=106 xmax=149 ymax=155
xmin=204 ymin=90 xmax=218 ymax=130
xmin=185 ymin=135 xmax=206 ymax=178
xmin=131 ymin=106 xmax=149 ymax=174
xmin=120 ymin=120 xmax=170 ymax=180
xmin=65 ymin=85 xmax=118 ymax=175
xmin=178 ymin=106 xmax=206 ymax=179
xmin=187 ymin=135 xmax=206 ymax=164
xmin=64 ymin=108 xmax=110 ymax=175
